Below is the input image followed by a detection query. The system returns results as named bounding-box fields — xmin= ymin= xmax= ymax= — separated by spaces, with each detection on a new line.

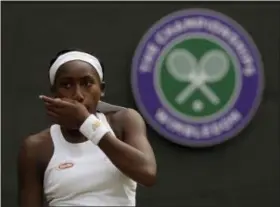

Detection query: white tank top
xmin=44 ymin=112 xmax=137 ymax=206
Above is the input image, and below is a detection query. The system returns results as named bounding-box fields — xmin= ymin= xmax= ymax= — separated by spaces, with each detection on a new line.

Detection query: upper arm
xmin=18 ymin=136 xmax=44 ymax=207
xmin=121 ymin=109 xmax=156 ymax=162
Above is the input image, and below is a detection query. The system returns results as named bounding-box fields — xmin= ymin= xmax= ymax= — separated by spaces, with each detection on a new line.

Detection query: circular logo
xmin=131 ymin=9 xmax=264 ymax=147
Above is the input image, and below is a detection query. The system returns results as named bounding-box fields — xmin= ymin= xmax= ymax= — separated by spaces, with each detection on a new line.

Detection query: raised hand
xmin=39 ymin=95 xmax=90 ymax=129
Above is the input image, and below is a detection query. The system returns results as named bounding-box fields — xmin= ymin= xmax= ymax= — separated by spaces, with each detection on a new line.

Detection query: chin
xmin=86 ymin=106 xmax=94 ymax=114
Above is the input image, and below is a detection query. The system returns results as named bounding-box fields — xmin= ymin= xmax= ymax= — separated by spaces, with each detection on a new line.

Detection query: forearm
xmin=98 ymin=133 xmax=156 ymax=186
xmin=79 ymin=113 xmax=156 ymax=186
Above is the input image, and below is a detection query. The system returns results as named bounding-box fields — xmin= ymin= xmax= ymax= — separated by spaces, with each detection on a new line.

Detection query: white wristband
xmin=79 ymin=114 xmax=109 ymax=145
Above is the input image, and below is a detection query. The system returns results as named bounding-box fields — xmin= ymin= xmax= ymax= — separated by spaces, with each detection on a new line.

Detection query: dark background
xmin=2 ymin=2 xmax=280 ymax=207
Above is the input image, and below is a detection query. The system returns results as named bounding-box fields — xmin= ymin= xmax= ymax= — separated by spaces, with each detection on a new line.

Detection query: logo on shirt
xmin=57 ymin=162 xmax=74 ymax=170
xmin=131 ymin=9 xmax=264 ymax=147
xmin=92 ymin=120 xmax=101 ymax=131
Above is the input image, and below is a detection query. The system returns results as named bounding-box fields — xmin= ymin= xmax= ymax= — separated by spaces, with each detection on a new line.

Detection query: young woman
xmin=17 ymin=49 xmax=157 ymax=206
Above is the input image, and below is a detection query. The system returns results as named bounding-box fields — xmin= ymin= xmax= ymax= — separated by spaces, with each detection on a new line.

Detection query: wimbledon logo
xmin=131 ymin=9 xmax=264 ymax=147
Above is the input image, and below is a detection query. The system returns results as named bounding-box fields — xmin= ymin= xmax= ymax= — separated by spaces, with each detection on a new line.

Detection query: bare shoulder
xmin=109 ymin=108 xmax=144 ymax=124
xmin=107 ymin=108 xmax=146 ymax=137
xmin=22 ymin=129 xmax=51 ymax=148
xmin=20 ymin=128 xmax=53 ymax=161
xmin=18 ymin=129 xmax=53 ymax=205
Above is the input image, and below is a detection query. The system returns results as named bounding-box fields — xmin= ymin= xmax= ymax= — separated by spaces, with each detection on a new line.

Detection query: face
xmin=52 ymin=60 xmax=104 ymax=113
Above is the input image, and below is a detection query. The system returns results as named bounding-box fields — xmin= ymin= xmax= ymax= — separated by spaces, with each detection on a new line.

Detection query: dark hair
xmin=49 ymin=48 xmax=105 ymax=76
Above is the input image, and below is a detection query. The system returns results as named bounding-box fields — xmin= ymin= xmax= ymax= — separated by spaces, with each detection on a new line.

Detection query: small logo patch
xmin=92 ymin=120 xmax=101 ymax=131
xmin=58 ymin=162 xmax=74 ymax=170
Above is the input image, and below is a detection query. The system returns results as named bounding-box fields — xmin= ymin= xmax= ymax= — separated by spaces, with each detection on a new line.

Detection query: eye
xmin=60 ymin=82 xmax=72 ymax=89
xmin=84 ymin=81 xmax=93 ymax=87
xmin=81 ymin=79 xmax=94 ymax=87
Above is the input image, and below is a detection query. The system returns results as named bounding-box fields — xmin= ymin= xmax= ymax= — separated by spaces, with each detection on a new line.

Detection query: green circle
xmin=158 ymin=38 xmax=236 ymax=118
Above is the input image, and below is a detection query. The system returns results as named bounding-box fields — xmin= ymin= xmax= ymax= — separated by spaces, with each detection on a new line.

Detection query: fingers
xmin=45 ymin=102 xmax=60 ymax=113
xmin=39 ymin=95 xmax=56 ymax=103
xmin=41 ymin=96 xmax=64 ymax=119
xmin=60 ymin=97 xmax=76 ymax=103
xmin=45 ymin=107 xmax=60 ymax=123
xmin=40 ymin=95 xmax=75 ymax=118
xmin=46 ymin=109 xmax=59 ymax=118
xmin=39 ymin=95 xmax=72 ymax=107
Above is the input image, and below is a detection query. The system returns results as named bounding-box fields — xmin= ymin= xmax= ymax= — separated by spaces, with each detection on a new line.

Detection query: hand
xmin=40 ymin=95 xmax=90 ymax=129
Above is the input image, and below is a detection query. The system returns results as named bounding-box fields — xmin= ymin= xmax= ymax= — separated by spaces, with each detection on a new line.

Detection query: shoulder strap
xmin=96 ymin=101 xmax=126 ymax=113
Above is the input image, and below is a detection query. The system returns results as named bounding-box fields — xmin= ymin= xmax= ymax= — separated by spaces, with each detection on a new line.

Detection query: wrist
xmin=79 ymin=114 xmax=110 ymax=145
xmin=78 ymin=111 xmax=91 ymax=127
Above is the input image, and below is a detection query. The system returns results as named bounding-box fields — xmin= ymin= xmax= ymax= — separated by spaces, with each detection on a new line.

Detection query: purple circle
xmin=131 ymin=9 xmax=264 ymax=147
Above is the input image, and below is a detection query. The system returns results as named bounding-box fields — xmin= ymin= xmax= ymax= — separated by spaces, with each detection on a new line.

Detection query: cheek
xmin=55 ymin=89 xmax=72 ymax=98
xmin=88 ymin=85 xmax=102 ymax=99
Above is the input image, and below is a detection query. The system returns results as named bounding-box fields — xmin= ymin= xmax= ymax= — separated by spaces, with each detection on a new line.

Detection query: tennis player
xmin=17 ymin=49 xmax=157 ymax=207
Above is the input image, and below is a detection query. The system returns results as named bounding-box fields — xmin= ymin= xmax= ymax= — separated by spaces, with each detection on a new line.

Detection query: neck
xmin=60 ymin=127 xmax=88 ymax=143
xmin=60 ymin=110 xmax=98 ymax=144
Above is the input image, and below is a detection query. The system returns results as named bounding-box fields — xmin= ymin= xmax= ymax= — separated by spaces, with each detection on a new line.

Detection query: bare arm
xmin=98 ymin=109 xmax=157 ymax=187
xmin=18 ymin=136 xmax=44 ymax=207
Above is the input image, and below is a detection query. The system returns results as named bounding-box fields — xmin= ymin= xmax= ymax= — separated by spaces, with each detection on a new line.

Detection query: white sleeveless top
xmin=43 ymin=112 xmax=137 ymax=206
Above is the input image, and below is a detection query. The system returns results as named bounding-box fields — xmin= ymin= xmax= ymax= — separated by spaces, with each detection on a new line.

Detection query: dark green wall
xmin=2 ymin=2 xmax=279 ymax=207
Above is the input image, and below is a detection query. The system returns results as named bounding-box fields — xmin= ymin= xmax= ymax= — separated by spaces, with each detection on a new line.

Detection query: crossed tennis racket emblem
xmin=166 ymin=49 xmax=230 ymax=106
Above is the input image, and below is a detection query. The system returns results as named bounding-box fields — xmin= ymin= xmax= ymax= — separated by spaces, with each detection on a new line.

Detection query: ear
xmin=100 ymin=81 xmax=106 ymax=97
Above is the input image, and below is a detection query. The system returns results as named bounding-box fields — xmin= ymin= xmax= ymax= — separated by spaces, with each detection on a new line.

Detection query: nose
xmin=73 ymin=85 xmax=85 ymax=103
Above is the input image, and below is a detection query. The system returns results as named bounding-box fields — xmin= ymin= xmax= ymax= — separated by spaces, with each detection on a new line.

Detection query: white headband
xmin=49 ymin=51 xmax=103 ymax=85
